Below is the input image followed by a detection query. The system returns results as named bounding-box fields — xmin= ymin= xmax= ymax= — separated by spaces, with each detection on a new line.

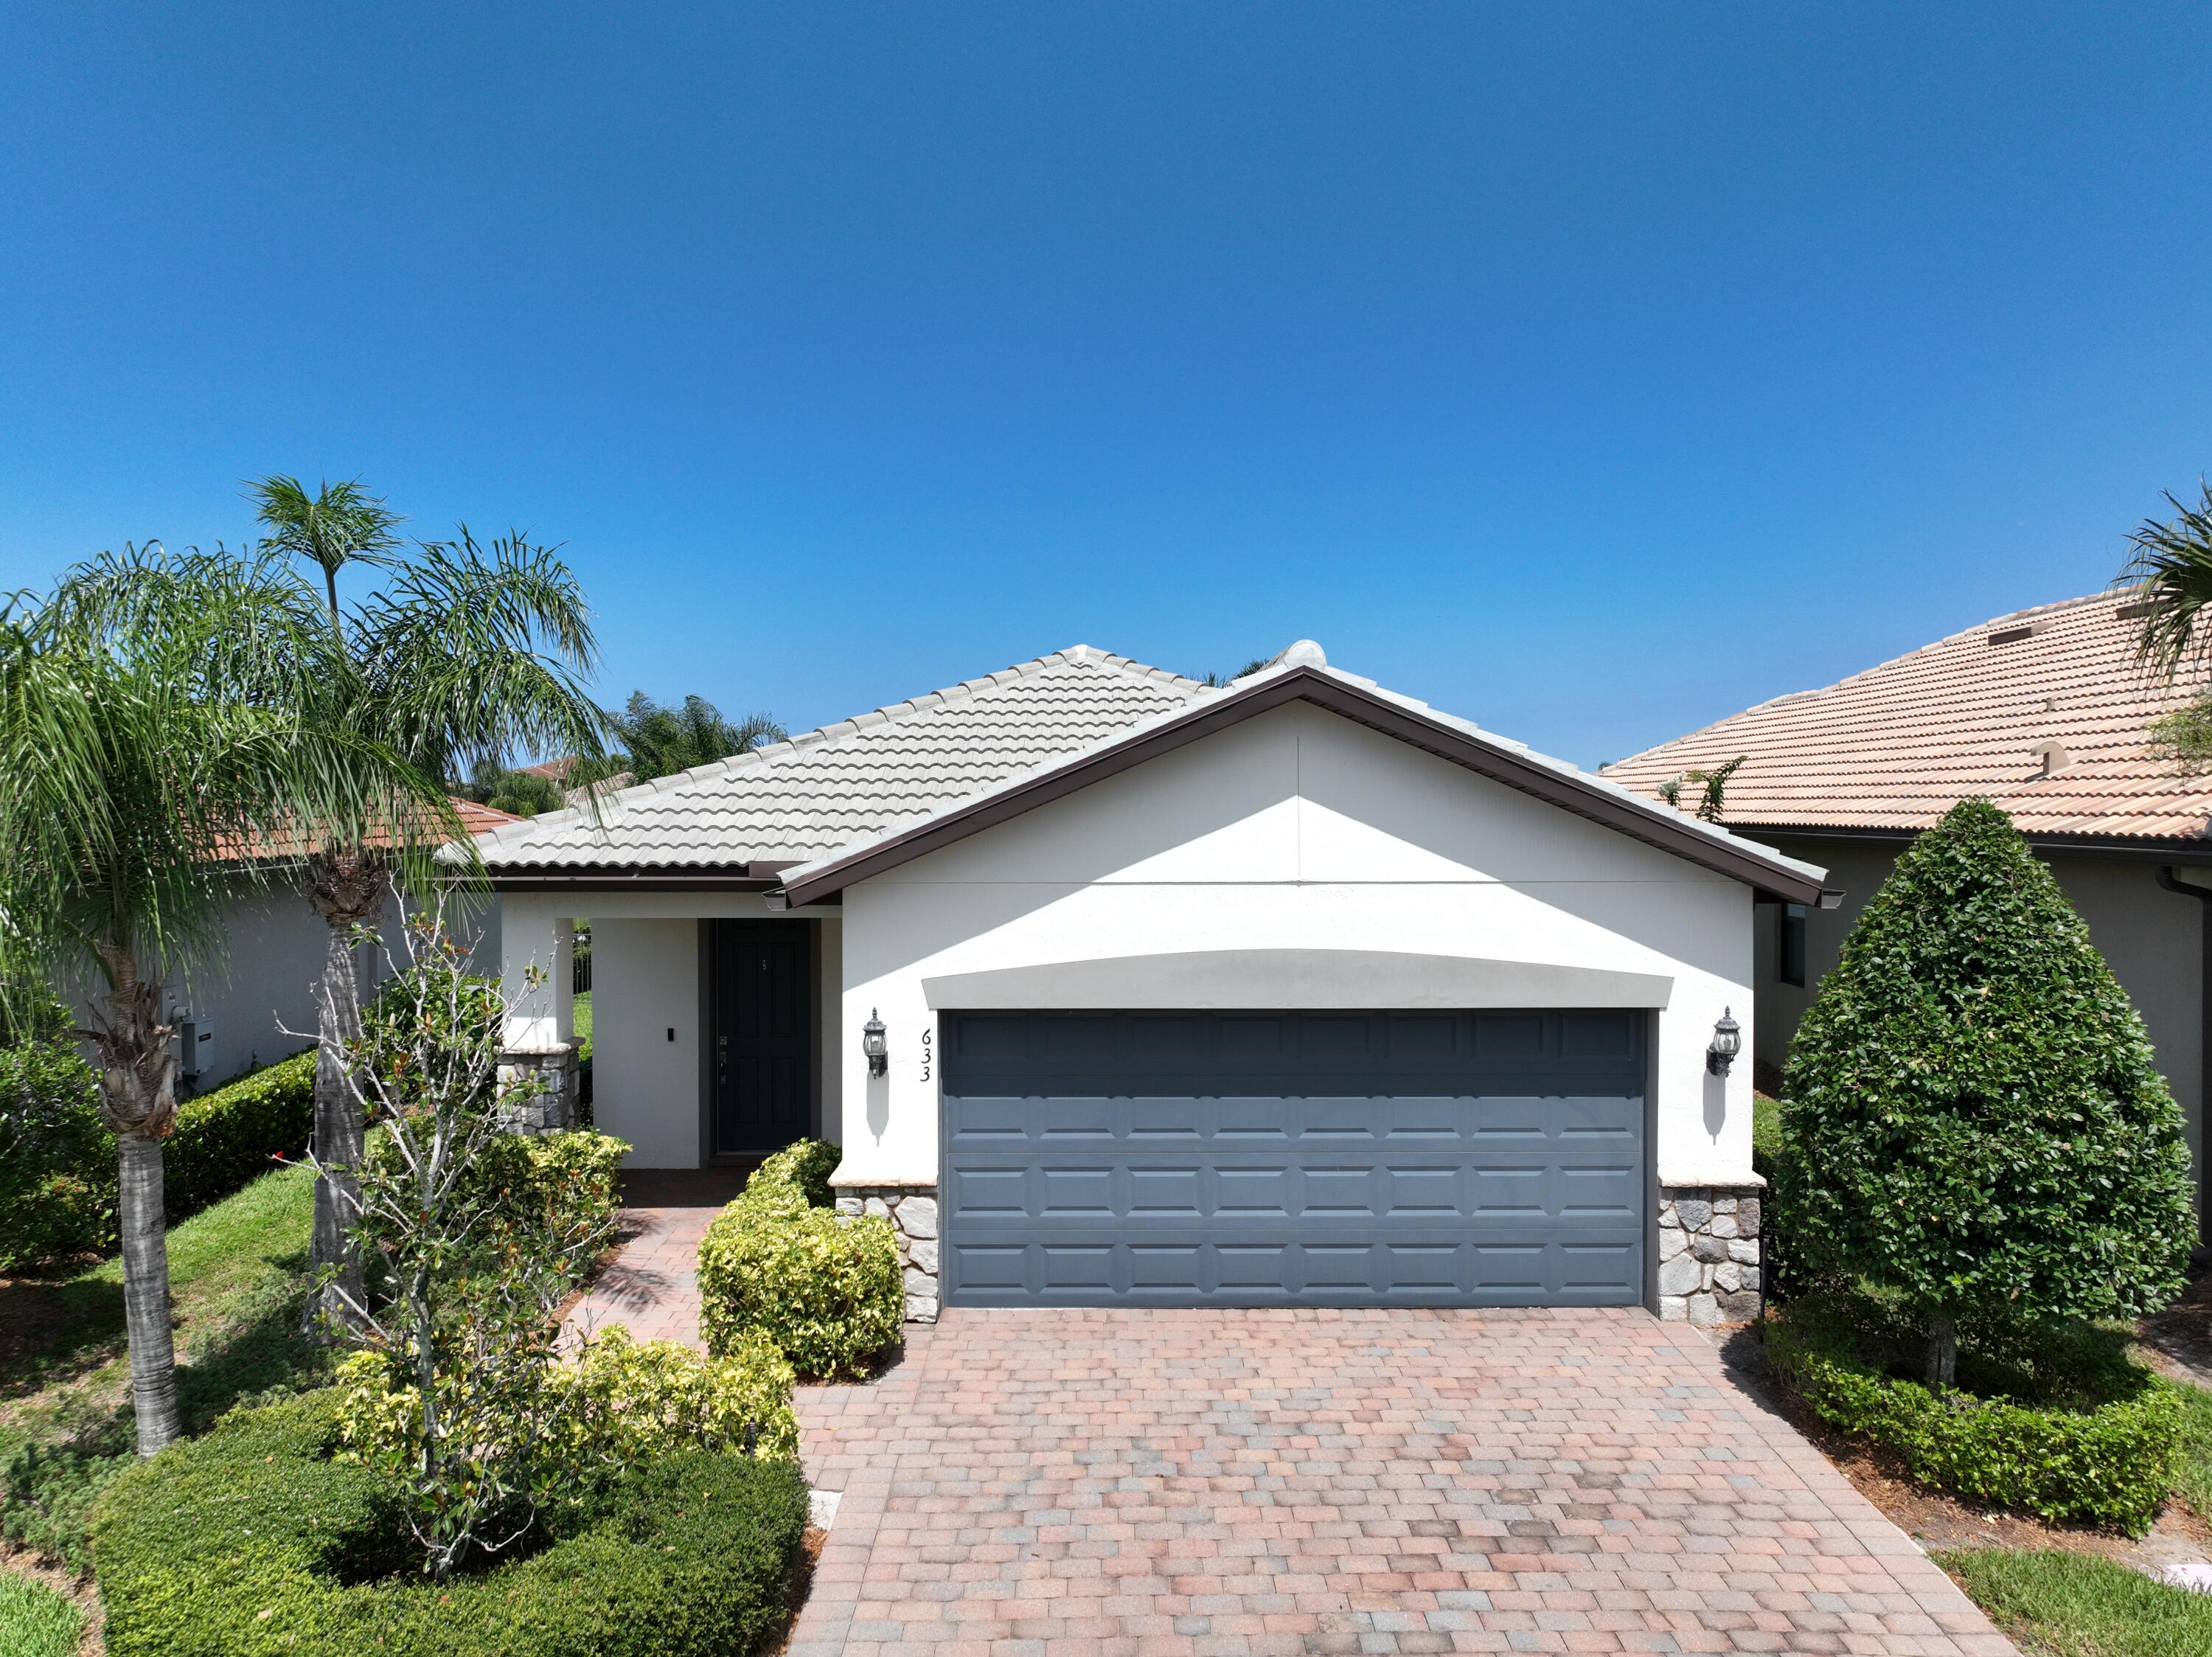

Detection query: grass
xmin=574 ymin=987 xmax=592 ymax=1055
xmin=1941 ymin=1548 xmax=2212 ymax=1657
xmin=2168 ymin=1373 xmax=2212 ymax=1520
xmin=0 ymin=1570 xmax=84 ymax=1657
xmin=0 ymin=1161 xmax=327 ymax=1569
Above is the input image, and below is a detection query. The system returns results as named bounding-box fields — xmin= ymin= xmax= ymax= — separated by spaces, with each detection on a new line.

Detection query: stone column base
xmin=833 ymin=1184 xmax=939 ymax=1323
xmin=1658 ymin=1183 xmax=1763 ymax=1325
xmin=497 ymin=1043 xmax=580 ymax=1134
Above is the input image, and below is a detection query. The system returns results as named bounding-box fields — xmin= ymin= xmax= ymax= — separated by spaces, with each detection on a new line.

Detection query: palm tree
xmin=249 ymin=479 xmax=609 ymax=1330
xmin=0 ymin=545 xmax=448 ymax=1453
xmin=2121 ymin=482 xmax=2212 ymax=765
xmin=608 ymin=690 xmax=785 ymax=782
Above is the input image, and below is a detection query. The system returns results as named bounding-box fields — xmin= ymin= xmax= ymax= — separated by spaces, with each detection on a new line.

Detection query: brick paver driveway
xmin=787 ymin=1308 xmax=2012 ymax=1656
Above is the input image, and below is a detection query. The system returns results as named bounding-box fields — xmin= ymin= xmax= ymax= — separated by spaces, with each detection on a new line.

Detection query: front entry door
xmin=707 ymin=921 xmax=813 ymax=1158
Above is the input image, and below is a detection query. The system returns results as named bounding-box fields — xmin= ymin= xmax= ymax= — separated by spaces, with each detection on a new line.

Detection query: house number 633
xmin=918 ymin=1025 xmax=933 ymax=1083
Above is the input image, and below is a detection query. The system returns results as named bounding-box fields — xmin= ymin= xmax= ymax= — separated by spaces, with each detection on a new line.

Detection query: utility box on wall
xmin=177 ymin=1018 xmax=215 ymax=1080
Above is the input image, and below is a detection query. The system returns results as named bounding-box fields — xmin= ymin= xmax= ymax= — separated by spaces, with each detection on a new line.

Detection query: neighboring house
xmin=477 ymin=642 xmax=1833 ymax=1324
xmin=1603 ymin=589 xmax=2212 ymax=1237
xmin=74 ymin=797 xmax=518 ymax=1093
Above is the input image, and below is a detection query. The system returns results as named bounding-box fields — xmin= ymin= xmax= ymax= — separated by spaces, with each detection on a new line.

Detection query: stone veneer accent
xmin=833 ymin=1184 xmax=939 ymax=1324
xmin=496 ymin=1044 xmax=580 ymax=1134
xmin=1658 ymin=1183 xmax=1762 ymax=1326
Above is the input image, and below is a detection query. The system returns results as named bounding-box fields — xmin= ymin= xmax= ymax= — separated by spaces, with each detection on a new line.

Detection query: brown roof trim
xmin=777 ymin=667 xmax=1832 ymax=907
xmin=1733 ymin=822 xmax=2212 ymax=868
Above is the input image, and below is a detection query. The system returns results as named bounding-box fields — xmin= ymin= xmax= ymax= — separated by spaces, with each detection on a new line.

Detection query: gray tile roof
xmin=474 ymin=646 xmax=1206 ymax=870
xmin=776 ymin=648 xmax=1830 ymax=897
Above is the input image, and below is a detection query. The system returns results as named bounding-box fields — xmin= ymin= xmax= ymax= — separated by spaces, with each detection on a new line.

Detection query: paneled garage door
xmin=939 ymin=1010 xmax=1649 ymax=1308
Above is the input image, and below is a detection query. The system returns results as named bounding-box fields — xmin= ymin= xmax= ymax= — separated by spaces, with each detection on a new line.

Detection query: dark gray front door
xmin=940 ymin=1010 xmax=1647 ymax=1307
xmin=707 ymin=921 xmax=812 ymax=1158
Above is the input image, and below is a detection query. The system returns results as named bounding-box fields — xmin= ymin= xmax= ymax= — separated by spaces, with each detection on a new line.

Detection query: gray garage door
xmin=939 ymin=1010 xmax=1648 ymax=1308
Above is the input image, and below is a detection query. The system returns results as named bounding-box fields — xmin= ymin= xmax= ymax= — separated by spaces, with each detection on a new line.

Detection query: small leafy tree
xmin=1778 ymin=798 xmax=2194 ymax=1386
xmin=305 ymin=911 xmax=614 ymax=1580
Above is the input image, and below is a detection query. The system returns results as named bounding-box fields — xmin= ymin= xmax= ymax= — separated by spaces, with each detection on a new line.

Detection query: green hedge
xmin=698 ymin=1140 xmax=902 ymax=1380
xmin=1767 ymin=1299 xmax=2179 ymax=1533
xmin=0 ymin=1027 xmax=111 ymax=1271
xmin=0 ymin=1043 xmax=318 ymax=1272
xmin=166 ymin=1051 xmax=318 ymax=1220
xmin=92 ymin=1389 xmax=809 ymax=1657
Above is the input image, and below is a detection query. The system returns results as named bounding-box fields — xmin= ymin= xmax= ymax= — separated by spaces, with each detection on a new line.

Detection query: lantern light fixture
xmin=861 ymin=1009 xmax=888 ymax=1078
xmin=1705 ymin=1007 xmax=1742 ymax=1076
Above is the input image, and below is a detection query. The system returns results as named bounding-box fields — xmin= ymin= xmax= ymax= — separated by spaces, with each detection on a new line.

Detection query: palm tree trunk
xmin=305 ymin=851 xmax=383 ymax=1338
xmin=116 ymin=1131 xmax=181 ymax=1453
xmin=1926 ymin=1312 xmax=1958 ymax=1389
xmin=83 ymin=956 xmax=182 ymax=1454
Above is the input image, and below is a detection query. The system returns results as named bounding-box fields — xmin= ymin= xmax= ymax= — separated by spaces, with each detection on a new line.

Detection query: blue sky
xmin=2 ymin=4 xmax=2208 ymax=767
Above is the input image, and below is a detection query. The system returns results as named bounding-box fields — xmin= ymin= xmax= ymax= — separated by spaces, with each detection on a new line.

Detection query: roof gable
xmin=776 ymin=659 xmax=1832 ymax=906
xmin=1601 ymin=590 xmax=2211 ymax=844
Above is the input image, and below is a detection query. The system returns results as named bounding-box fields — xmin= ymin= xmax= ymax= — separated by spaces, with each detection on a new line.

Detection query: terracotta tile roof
xmin=450 ymin=798 xmax=525 ymax=835
xmin=220 ymin=796 xmax=521 ymax=861
xmin=1601 ymin=590 xmax=2212 ymax=844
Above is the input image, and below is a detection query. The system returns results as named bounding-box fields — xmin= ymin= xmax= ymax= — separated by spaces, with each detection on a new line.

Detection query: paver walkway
xmin=560 ymin=1170 xmax=750 ymax=1350
xmin=568 ymin=1200 xmax=2014 ymax=1654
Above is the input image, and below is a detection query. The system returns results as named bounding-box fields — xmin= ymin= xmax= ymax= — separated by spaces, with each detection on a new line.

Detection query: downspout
xmin=2156 ymin=866 xmax=2212 ymax=1251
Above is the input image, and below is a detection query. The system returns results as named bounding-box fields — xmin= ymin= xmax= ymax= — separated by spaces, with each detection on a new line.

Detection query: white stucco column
xmin=498 ymin=894 xmax=574 ymax=1052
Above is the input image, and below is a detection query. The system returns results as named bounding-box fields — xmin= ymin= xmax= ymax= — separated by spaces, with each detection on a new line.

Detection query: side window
xmin=1779 ymin=902 xmax=1807 ymax=988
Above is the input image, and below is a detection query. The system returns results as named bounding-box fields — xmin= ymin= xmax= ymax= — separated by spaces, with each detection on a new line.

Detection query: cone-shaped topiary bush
xmin=1778 ymin=797 xmax=2194 ymax=1383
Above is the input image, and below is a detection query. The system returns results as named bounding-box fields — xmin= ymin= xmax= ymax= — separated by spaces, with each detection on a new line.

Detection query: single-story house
xmin=478 ymin=642 xmax=1833 ymax=1326
xmin=1602 ymin=588 xmax=2212 ymax=1240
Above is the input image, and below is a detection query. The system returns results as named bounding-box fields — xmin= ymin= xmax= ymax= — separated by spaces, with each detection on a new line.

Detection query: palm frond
xmin=2120 ymin=482 xmax=2212 ymax=678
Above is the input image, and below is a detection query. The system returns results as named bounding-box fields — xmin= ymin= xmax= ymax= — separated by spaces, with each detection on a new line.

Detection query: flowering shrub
xmin=698 ymin=1140 xmax=902 ymax=1380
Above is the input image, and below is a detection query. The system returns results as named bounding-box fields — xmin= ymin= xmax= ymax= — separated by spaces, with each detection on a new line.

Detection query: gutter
xmin=2156 ymin=866 xmax=2212 ymax=1250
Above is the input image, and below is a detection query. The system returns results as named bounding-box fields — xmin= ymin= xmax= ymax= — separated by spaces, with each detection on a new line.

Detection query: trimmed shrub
xmin=1767 ymin=1296 xmax=2179 ymax=1533
xmin=165 ymin=1050 xmax=316 ymax=1220
xmin=332 ymin=1324 xmax=800 ymax=1509
xmin=91 ymin=1389 xmax=810 ymax=1657
xmin=698 ymin=1140 xmax=902 ymax=1379
xmin=1777 ymin=798 xmax=2195 ymax=1364
xmin=0 ymin=1017 xmax=110 ymax=1271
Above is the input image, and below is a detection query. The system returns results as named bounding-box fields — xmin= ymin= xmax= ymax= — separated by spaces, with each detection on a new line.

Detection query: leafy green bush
xmin=166 ymin=1050 xmax=316 ymax=1220
xmin=361 ymin=1127 xmax=629 ymax=1286
xmin=333 ymin=1324 xmax=799 ymax=1517
xmin=0 ymin=1037 xmax=319 ymax=1273
xmin=0 ymin=1012 xmax=110 ymax=1271
xmin=698 ymin=1140 xmax=902 ymax=1380
xmin=1777 ymin=798 xmax=2195 ymax=1374
xmin=1767 ymin=1297 xmax=2179 ymax=1533
xmin=92 ymin=1389 xmax=809 ymax=1657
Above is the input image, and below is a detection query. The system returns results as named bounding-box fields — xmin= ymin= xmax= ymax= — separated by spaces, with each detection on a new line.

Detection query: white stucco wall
xmin=1753 ymin=834 xmax=2206 ymax=1184
xmin=835 ymin=702 xmax=1761 ymax=1188
xmin=593 ymin=919 xmax=701 ymax=1167
xmin=66 ymin=880 xmax=505 ymax=1093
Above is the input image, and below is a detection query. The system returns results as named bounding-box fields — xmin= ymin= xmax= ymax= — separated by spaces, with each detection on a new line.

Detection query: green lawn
xmin=0 ymin=1571 xmax=84 ymax=1657
xmin=0 ymin=1161 xmax=327 ymax=1569
xmin=573 ymin=987 xmax=592 ymax=1049
xmin=1942 ymin=1549 xmax=2212 ymax=1657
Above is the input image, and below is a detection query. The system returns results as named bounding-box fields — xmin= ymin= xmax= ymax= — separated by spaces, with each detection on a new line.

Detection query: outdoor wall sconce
xmin=861 ymin=1009 xmax=888 ymax=1078
xmin=1706 ymin=1007 xmax=1742 ymax=1076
